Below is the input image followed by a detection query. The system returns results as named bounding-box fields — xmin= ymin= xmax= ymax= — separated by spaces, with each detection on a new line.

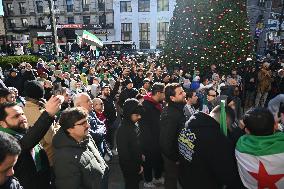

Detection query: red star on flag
xmin=249 ymin=161 xmax=284 ymax=189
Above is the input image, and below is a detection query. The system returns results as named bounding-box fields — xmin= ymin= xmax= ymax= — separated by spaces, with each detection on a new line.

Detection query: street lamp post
xmin=104 ymin=0 xmax=108 ymax=41
xmin=47 ymin=0 xmax=59 ymax=57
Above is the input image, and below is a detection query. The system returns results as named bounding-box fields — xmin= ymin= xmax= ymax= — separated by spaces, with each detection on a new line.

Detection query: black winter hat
xmin=124 ymin=78 xmax=133 ymax=86
xmin=24 ymin=80 xmax=45 ymax=100
xmin=123 ymin=98 xmax=143 ymax=120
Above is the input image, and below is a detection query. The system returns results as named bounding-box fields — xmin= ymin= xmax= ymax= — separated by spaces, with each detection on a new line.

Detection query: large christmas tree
xmin=161 ymin=0 xmax=255 ymax=72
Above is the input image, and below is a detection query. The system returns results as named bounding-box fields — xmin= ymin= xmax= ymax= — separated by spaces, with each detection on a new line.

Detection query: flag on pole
xmin=235 ymin=132 xmax=284 ymax=189
xmin=82 ymin=30 xmax=103 ymax=48
xmin=220 ymin=100 xmax=227 ymax=136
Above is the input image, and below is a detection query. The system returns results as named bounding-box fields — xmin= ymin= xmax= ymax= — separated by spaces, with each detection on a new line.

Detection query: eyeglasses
xmin=74 ymin=120 xmax=89 ymax=127
xmin=208 ymin=94 xmax=216 ymax=97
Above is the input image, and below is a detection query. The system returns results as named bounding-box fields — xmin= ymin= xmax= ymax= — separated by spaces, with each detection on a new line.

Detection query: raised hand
xmin=45 ymin=95 xmax=64 ymax=117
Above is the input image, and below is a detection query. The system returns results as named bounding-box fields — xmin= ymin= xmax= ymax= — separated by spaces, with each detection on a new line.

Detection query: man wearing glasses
xmin=53 ymin=107 xmax=108 ymax=189
xmin=202 ymin=88 xmax=217 ymax=113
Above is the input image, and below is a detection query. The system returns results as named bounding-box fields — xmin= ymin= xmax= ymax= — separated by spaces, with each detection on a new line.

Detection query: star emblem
xmin=248 ymin=161 xmax=284 ymax=189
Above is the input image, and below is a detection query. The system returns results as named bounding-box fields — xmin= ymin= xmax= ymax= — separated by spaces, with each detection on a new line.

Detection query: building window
xmin=36 ymin=1 xmax=43 ymax=13
xmin=157 ymin=0 xmax=169 ymax=11
xmin=21 ymin=18 xmax=28 ymax=27
xmin=66 ymin=0 xmax=74 ymax=12
xmin=19 ymin=2 xmax=26 ymax=14
xmin=38 ymin=17 xmax=44 ymax=26
xmin=8 ymin=19 xmax=16 ymax=28
xmin=120 ymin=1 xmax=132 ymax=12
xmin=82 ymin=0 xmax=90 ymax=11
xmin=6 ymin=3 xmax=13 ymax=15
xmin=99 ymin=14 xmax=106 ymax=28
xmin=68 ymin=17 xmax=75 ymax=24
xmin=139 ymin=23 xmax=150 ymax=49
xmin=157 ymin=22 xmax=169 ymax=47
xmin=83 ymin=16 xmax=90 ymax=24
xmin=98 ymin=0 xmax=105 ymax=11
xmin=138 ymin=0 xmax=150 ymax=12
xmin=121 ymin=23 xmax=132 ymax=41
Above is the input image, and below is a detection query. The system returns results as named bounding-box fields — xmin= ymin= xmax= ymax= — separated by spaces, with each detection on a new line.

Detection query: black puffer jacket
xmin=178 ymin=112 xmax=243 ymax=189
xmin=160 ymin=102 xmax=186 ymax=161
xmin=53 ymin=129 xmax=108 ymax=189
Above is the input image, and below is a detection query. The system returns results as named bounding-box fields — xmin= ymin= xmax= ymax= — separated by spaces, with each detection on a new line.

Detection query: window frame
xmin=121 ymin=23 xmax=132 ymax=41
xmin=157 ymin=22 xmax=169 ymax=48
xmin=138 ymin=0 xmax=150 ymax=12
xmin=8 ymin=19 xmax=16 ymax=28
xmin=6 ymin=3 xmax=13 ymax=15
xmin=36 ymin=1 xmax=43 ymax=13
xmin=21 ymin=18 xmax=29 ymax=27
xmin=38 ymin=17 xmax=44 ymax=26
xmin=83 ymin=16 xmax=91 ymax=24
xmin=82 ymin=0 xmax=90 ymax=12
xmin=120 ymin=1 xmax=132 ymax=12
xmin=66 ymin=0 xmax=74 ymax=12
xmin=139 ymin=23 xmax=150 ymax=49
xmin=157 ymin=0 xmax=169 ymax=12
xmin=67 ymin=17 xmax=75 ymax=24
xmin=19 ymin=2 xmax=26 ymax=14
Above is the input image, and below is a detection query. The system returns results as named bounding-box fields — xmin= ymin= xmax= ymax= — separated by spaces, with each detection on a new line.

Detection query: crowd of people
xmin=0 ymin=53 xmax=284 ymax=189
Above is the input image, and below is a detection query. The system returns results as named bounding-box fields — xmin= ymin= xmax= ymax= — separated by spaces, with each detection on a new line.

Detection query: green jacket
xmin=52 ymin=128 xmax=108 ymax=189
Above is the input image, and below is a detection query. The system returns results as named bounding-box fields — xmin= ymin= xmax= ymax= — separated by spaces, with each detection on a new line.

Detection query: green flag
xmin=220 ymin=100 xmax=227 ymax=136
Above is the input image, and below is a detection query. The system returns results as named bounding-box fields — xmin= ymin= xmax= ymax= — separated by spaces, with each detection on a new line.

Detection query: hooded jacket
xmin=116 ymin=99 xmax=143 ymax=176
xmin=178 ymin=112 xmax=243 ymax=189
xmin=53 ymin=128 xmax=108 ymax=189
xmin=160 ymin=101 xmax=186 ymax=161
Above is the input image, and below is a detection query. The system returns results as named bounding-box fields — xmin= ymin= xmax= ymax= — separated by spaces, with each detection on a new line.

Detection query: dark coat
xmin=0 ymin=111 xmax=54 ymax=189
xmin=0 ymin=177 xmax=23 ymax=189
xmin=22 ymin=70 xmax=36 ymax=83
xmin=178 ymin=112 xmax=243 ymax=189
xmin=118 ymin=88 xmax=138 ymax=108
xmin=53 ymin=129 xmax=108 ymax=189
xmin=116 ymin=119 xmax=142 ymax=176
xmin=160 ymin=102 xmax=186 ymax=162
xmin=133 ymin=75 xmax=144 ymax=89
xmin=5 ymin=75 xmax=23 ymax=94
xmin=100 ymin=81 xmax=120 ymax=126
xmin=140 ymin=96 xmax=162 ymax=153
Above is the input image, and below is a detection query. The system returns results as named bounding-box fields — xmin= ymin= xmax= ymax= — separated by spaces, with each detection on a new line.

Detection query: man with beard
xmin=0 ymin=96 xmax=62 ymax=189
xmin=99 ymin=81 xmax=120 ymax=153
xmin=160 ymin=83 xmax=186 ymax=189
xmin=140 ymin=83 xmax=165 ymax=188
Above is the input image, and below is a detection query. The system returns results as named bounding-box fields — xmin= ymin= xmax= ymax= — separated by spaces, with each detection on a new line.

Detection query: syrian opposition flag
xmin=235 ymin=132 xmax=284 ymax=189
